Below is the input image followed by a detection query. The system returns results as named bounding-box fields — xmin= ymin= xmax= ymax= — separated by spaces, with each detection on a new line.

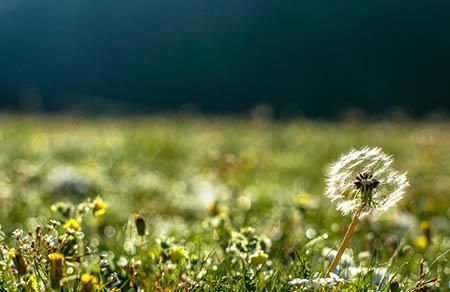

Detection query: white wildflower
xmin=289 ymin=273 xmax=345 ymax=290
xmin=349 ymin=266 xmax=389 ymax=286
xmin=325 ymin=147 xmax=409 ymax=215
xmin=11 ymin=229 xmax=23 ymax=239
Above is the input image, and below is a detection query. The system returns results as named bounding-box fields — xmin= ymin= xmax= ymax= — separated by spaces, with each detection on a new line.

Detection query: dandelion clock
xmin=324 ymin=147 xmax=409 ymax=276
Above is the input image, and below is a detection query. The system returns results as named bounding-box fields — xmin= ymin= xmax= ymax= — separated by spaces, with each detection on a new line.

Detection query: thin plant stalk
xmin=325 ymin=205 xmax=363 ymax=277
xmin=140 ymin=235 xmax=144 ymax=264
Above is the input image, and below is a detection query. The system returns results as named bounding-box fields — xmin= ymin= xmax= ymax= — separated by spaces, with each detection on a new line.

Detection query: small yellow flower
xmin=419 ymin=221 xmax=430 ymax=230
xmin=295 ymin=192 xmax=319 ymax=210
xmin=207 ymin=200 xmax=227 ymax=216
xmin=64 ymin=218 xmax=80 ymax=234
xmin=415 ymin=235 xmax=428 ymax=250
xmin=249 ymin=251 xmax=269 ymax=266
xmin=80 ymin=274 xmax=98 ymax=292
xmin=169 ymin=246 xmax=188 ymax=263
xmin=420 ymin=220 xmax=431 ymax=242
xmin=93 ymin=198 xmax=107 ymax=216
xmin=48 ymin=253 xmax=64 ymax=289
xmin=26 ymin=274 xmax=38 ymax=291
xmin=48 ymin=252 xmax=64 ymax=262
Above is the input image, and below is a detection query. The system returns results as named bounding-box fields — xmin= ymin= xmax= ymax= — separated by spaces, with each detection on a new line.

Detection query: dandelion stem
xmin=325 ymin=205 xmax=363 ymax=277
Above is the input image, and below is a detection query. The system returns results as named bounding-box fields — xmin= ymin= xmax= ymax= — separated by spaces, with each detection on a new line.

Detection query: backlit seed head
xmin=326 ymin=147 xmax=409 ymax=215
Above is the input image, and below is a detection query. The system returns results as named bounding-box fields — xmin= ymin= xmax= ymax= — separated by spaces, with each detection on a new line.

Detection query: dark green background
xmin=1 ymin=0 xmax=449 ymax=116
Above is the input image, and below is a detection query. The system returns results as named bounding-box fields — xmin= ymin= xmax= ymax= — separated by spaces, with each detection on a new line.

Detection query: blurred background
xmin=0 ymin=0 xmax=449 ymax=117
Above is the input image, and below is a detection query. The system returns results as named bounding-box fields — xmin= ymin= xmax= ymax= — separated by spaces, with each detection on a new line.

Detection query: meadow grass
xmin=0 ymin=115 xmax=448 ymax=291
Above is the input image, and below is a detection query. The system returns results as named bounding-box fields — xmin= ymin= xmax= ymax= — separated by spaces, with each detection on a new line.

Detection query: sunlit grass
xmin=0 ymin=115 xmax=448 ymax=291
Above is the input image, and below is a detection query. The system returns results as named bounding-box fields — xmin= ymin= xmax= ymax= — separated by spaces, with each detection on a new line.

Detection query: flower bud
xmin=80 ymin=274 xmax=98 ymax=292
xmin=134 ymin=213 xmax=146 ymax=236
xmin=48 ymin=253 xmax=64 ymax=289
xmin=11 ymin=249 xmax=28 ymax=276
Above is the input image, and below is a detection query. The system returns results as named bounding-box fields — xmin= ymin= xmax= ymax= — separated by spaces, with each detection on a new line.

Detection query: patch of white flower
xmin=289 ymin=272 xmax=345 ymax=290
xmin=325 ymin=147 xmax=409 ymax=215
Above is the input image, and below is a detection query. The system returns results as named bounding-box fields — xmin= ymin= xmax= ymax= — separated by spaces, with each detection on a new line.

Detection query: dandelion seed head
xmin=326 ymin=147 xmax=409 ymax=215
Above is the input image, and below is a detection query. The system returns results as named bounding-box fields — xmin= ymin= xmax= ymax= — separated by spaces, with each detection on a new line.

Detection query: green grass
xmin=0 ymin=115 xmax=448 ymax=291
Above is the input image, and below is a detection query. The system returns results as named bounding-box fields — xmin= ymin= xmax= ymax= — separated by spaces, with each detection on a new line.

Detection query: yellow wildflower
xmin=295 ymin=192 xmax=319 ymax=210
xmin=169 ymin=246 xmax=188 ymax=263
xmin=80 ymin=274 xmax=98 ymax=292
xmin=249 ymin=251 xmax=269 ymax=266
xmin=207 ymin=200 xmax=227 ymax=216
xmin=415 ymin=235 xmax=428 ymax=250
xmin=419 ymin=221 xmax=430 ymax=230
xmin=93 ymin=198 xmax=107 ymax=216
xmin=64 ymin=218 xmax=80 ymax=234
xmin=26 ymin=274 xmax=38 ymax=291
xmin=420 ymin=220 xmax=431 ymax=242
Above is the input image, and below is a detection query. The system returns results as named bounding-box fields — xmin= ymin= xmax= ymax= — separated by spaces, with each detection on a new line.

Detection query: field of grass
xmin=0 ymin=115 xmax=448 ymax=291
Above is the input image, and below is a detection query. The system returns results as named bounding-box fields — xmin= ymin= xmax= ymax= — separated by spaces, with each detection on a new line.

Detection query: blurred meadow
xmin=0 ymin=115 xmax=448 ymax=291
